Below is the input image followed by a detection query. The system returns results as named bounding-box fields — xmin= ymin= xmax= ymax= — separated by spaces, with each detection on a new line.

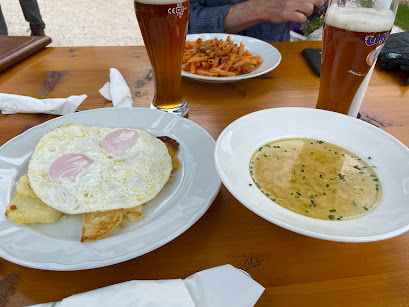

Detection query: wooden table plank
xmin=0 ymin=40 xmax=408 ymax=307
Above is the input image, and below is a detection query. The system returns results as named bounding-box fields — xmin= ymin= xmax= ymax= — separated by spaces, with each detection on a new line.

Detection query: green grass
xmin=395 ymin=4 xmax=409 ymax=30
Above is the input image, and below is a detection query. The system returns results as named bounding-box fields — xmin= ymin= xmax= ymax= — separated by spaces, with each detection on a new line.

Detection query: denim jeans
xmin=0 ymin=0 xmax=45 ymax=35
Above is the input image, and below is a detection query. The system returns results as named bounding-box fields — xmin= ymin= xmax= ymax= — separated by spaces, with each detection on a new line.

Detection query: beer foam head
xmin=325 ymin=4 xmax=395 ymax=32
xmin=135 ymin=0 xmax=184 ymax=4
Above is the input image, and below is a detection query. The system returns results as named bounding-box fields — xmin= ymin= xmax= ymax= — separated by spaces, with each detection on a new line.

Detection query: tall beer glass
xmin=134 ymin=0 xmax=189 ymax=116
xmin=316 ymin=0 xmax=399 ymax=117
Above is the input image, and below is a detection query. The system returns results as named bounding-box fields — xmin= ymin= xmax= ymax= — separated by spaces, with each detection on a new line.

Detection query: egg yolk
xmin=102 ymin=129 xmax=140 ymax=157
xmin=49 ymin=154 xmax=94 ymax=181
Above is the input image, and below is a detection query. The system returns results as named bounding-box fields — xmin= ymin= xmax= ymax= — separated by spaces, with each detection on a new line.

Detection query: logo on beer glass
xmin=364 ymin=31 xmax=390 ymax=66
xmin=366 ymin=43 xmax=385 ymax=66
xmin=168 ymin=2 xmax=187 ymax=18
xmin=365 ymin=33 xmax=389 ymax=46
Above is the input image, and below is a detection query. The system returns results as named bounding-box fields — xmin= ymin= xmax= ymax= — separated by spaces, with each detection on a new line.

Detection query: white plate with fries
xmin=182 ymin=33 xmax=281 ymax=83
xmin=0 ymin=108 xmax=221 ymax=270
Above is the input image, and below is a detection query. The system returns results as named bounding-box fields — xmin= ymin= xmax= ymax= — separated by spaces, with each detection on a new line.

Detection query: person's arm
xmin=224 ymin=0 xmax=324 ymax=34
xmin=188 ymin=0 xmax=233 ymax=34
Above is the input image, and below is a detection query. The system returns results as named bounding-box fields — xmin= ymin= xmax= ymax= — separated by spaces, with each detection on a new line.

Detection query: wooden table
xmin=0 ymin=41 xmax=408 ymax=307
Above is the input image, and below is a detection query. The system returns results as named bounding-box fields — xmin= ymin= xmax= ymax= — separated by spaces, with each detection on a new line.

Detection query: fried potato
xmin=16 ymin=174 xmax=38 ymax=198
xmin=157 ymin=136 xmax=181 ymax=173
xmin=171 ymin=157 xmax=181 ymax=173
xmin=124 ymin=205 xmax=143 ymax=222
xmin=81 ymin=210 xmax=123 ymax=242
xmin=5 ymin=194 xmax=64 ymax=224
xmin=120 ymin=205 xmax=144 ymax=227
xmin=158 ymin=136 xmax=179 ymax=158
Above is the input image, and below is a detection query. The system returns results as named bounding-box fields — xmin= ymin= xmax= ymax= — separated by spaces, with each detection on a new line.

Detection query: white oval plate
xmin=182 ymin=33 xmax=281 ymax=83
xmin=0 ymin=108 xmax=221 ymax=270
xmin=215 ymin=107 xmax=409 ymax=242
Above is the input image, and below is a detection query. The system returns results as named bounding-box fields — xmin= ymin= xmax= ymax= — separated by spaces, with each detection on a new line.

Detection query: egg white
xmin=28 ymin=124 xmax=172 ymax=214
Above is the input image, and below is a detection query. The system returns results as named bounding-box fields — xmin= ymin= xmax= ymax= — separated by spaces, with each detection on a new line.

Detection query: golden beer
xmin=316 ymin=4 xmax=395 ymax=116
xmin=134 ymin=0 xmax=189 ymax=116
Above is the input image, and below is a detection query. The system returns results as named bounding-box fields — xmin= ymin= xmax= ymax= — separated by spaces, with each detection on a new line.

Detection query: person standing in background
xmin=0 ymin=0 xmax=46 ymax=36
xmin=188 ymin=0 xmax=324 ymax=42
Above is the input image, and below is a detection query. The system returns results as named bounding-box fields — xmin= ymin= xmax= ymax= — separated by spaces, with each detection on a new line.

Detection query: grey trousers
xmin=0 ymin=0 xmax=46 ymax=35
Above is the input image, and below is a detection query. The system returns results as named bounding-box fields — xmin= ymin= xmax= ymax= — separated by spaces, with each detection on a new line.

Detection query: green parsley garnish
xmin=310 ymin=199 xmax=316 ymax=207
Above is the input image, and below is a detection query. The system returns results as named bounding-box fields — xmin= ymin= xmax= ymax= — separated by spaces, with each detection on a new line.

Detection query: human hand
xmin=250 ymin=0 xmax=325 ymax=23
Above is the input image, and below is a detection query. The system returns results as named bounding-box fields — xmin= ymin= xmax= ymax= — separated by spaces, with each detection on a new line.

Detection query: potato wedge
xmin=16 ymin=174 xmax=38 ymax=199
xmin=5 ymin=194 xmax=64 ymax=224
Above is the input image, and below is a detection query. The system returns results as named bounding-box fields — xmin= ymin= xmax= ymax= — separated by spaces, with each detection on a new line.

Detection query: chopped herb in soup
xmin=249 ymin=138 xmax=381 ymax=220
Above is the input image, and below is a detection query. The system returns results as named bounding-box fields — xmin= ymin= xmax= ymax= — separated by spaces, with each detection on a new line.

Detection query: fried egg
xmin=28 ymin=124 xmax=172 ymax=214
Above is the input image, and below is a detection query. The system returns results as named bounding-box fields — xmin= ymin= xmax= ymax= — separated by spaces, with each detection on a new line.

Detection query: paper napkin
xmin=0 ymin=93 xmax=86 ymax=115
xmin=99 ymin=68 xmax=133 ymax=107
xmin=29 ymin=265 xmax=264 ymax=307
xmin=0 ymin=68 xmax=131 ymax=115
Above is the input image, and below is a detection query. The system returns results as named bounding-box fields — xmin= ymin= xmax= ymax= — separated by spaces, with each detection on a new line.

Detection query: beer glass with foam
xmin=316 ymin=0 xmax=399 ymax=117
xmin=134 ymin=0 xmax=189 ymax=116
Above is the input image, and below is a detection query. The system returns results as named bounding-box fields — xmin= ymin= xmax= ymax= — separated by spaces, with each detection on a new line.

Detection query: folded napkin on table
xmin=99 ymin=68 xmax=133 ymax=108
xmin=302 ymin=48 xmax=321 ymax=77
xmin=0 ymin=68 xmax=132 ymax=115
xmin=0 ymin=94 xmax=87 ymax=115
xmin=378 ymin=31 xmax=409 ymax=86
xmin=29 ymin=264 xmax=265 ymax=307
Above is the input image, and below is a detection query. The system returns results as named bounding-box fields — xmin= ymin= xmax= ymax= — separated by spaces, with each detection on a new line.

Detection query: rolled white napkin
xmin=99 ymin=68 xmax=133 ymax=108
xmin=29 ymin=265 xmax=264 ymax=307
xmin=184 ymin=265 xmax=264 ymax=307
xmin=0 ymin=94 xmax=86 ymax=115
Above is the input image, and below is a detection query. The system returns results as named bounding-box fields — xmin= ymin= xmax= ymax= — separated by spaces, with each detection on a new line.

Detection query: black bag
xmin=378 ymin=31 xmax=409 ymax=86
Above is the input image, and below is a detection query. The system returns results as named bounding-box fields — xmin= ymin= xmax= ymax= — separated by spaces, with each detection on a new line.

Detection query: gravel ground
xmin=1 ymin=0 xmax=405 ymax=47
xmin=2 ymin=0 xmax=144 ymax=46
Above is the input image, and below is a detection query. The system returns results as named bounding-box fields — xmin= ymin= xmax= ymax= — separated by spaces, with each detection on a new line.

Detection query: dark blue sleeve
xmin=188 ymin=0 xmax=232 ymax=34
